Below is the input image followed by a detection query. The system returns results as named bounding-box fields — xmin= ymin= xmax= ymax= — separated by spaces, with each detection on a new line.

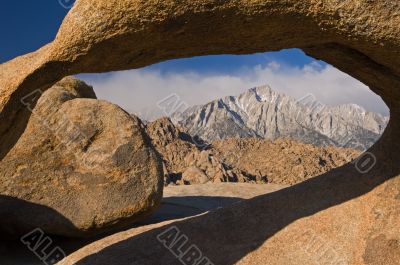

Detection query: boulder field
xmin=146 ymin=117 xmax=360 ymax=185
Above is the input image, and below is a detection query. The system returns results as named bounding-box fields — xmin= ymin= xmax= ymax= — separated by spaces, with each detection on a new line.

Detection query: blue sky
xmin=0 ymin=1 xmax=69 ymax=63
xmin=146 ymin=50 xmax=320 ymax=75
xmin=0 ymin=1 xmax=316 ymax=69
xmin=0 ymin=1 xmax=389 ymax=118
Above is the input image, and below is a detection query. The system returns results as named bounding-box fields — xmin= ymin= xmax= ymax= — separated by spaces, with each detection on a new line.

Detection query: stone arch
xmin=1 ymin=1 xmax=399 ymax=159
xmin=0 ymin=1 xmax=399 ymax=263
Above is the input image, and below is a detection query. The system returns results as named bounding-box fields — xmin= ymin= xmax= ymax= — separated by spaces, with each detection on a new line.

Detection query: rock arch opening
xmin=76 ymin=49 xmax=389 ymax=186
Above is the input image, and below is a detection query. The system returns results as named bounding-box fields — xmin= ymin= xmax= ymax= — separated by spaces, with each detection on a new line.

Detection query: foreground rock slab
xmin=1 ymin=183 xmax=284 ymax=265
xmin=148 ymin=183 xmax=286 ymax=223
xmin=0 ymin=77 xmax=163 ymax=238
xmin=60 ymin=164 xmax=400 ymax=265
xmin=58 ymin=183 xmax=286 ymax=265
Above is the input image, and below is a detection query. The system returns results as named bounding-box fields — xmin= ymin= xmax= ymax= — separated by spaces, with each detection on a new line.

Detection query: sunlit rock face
xmin=0 ymin=0 xmax=399 ymax=264
xmin=173 ymin=85 xmax=388 ymax=150
xmin=0 ymin=77 xmax=163 ymax=238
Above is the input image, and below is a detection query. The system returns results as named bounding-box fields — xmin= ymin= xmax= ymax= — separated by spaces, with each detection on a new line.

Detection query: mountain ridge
xmin=171 ymin=85 xmax=388 ymax=150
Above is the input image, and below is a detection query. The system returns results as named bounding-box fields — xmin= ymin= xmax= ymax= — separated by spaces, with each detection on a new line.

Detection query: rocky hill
xmin=146 ymin=117 xmax=360 ymax=186
xmin=212 ymin=137 xmax=360 ymax=185
xmin=172 ymin=86 xmax=388 ymax=150
xmin=146 ymin=117 xmax=254 ymax=185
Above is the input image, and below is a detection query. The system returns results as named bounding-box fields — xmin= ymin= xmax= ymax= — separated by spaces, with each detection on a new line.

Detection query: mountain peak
xmin=247 ymin=85 xmax=281 ymax=103
xmin=250 ymin=85 xmax=272 ymax=96
xmin=172 ymin=85 xmax=388 ymax=150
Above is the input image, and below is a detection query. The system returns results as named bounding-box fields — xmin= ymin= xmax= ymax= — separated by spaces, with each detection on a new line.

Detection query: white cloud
xmin=80 ymin=61 xmax=389 ymax=121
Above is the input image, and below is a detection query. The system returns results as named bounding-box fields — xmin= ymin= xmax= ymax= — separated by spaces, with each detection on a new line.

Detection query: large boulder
xmin=0 ymin=77 xmax=163 ymax=238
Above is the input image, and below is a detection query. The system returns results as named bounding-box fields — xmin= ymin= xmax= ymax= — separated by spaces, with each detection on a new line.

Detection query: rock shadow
xmin=0 ymin=195 xmax=78 ymax=264
xmin=72 ymin=145 xmax=399 ymax=265
xmin=141 ymin=196 xmax=246 ymax=224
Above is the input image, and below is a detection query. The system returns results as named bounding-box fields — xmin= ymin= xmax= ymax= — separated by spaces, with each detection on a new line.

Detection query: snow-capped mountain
xmin=171 ymin=85 xmax=389 ymax=150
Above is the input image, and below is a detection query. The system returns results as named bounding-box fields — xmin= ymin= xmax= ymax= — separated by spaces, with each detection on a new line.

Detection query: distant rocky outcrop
xmin=0 ymin=77 xmax=163 ymax=238
xmin=213 ymin=138 xmax=360 ymax=185
xmin=146 ymin=117 xmax=253 ymax=185
xmin=172 ymin=86 xmax=389 ymax=150
xmin=146 ymin=117 xmax=360 ymax=186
